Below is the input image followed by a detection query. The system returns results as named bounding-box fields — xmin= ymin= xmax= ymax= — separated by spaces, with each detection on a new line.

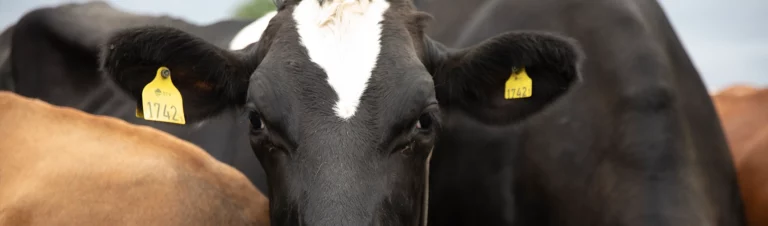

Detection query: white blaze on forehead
xmin=293 ymin=0 xmax=390 ymax=119
xmin=229 ymin=10 xmax=278 ymax=50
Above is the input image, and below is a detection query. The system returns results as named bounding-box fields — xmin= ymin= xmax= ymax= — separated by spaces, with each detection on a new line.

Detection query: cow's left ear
xmin=100 ymin=26 xmax=261 ymax=122
xmin=424 ymin=31 xmax=583 ymax=124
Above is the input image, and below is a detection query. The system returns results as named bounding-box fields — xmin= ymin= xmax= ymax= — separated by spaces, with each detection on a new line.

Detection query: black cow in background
xmin=0 ymin=1 xmax=269 ymax=192
xmin=0 ymin=25 xmax=13 ymax=91
xmin=414 ymin=0 xmax=746 ymax=225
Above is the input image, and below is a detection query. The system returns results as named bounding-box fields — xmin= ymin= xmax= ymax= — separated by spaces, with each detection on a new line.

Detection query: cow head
xmin=100 ymin=0 xmax=582 ymax=225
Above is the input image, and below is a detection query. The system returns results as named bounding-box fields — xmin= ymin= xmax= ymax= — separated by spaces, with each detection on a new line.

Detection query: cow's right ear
xmin=100 ymin=26 xmax=260 ymax=122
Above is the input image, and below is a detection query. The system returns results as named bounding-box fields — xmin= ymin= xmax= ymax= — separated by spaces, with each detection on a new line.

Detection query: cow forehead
xmin=293 ymin=0 xmax=390 ymax=120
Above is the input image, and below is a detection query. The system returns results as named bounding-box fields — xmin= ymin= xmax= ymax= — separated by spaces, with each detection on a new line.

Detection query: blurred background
xmin=0 ymin=0 xmax=765 ymax=92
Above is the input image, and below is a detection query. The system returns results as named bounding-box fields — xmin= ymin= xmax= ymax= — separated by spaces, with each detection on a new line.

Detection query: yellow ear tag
xmin=137 ymin=67 xmax=186 ymax=124
xmin=504 ymin=67 xmax=533 ymax=99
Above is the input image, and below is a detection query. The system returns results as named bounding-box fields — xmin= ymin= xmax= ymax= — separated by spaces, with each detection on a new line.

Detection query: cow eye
xmin=415 ymin=112 xmax=433 ymax=132
xmin=249 ymin=111 xmax=265 ymax=131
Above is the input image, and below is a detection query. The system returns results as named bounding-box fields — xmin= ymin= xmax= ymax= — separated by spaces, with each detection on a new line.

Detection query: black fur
xmin=418 ymin=0 xmax=746 ymax=225
xmin=429 ymin=31 xmax=582 ymax=125
xmin=0 ymin=25 xmax=13 ymax=91
xmin=100 ymin=26 xmax=258 ymax=121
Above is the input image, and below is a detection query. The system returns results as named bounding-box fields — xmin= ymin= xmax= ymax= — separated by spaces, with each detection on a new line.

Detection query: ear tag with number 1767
xmin=135 ymin=67 xmax=186 ymax=125
xmin=504 ymin=67 xmax=533 ymax=99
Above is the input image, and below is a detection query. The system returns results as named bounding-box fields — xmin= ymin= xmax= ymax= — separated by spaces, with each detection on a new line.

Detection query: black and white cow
xmin=100 ymin=0 xmax=582 ymax=225
xmin=0 ymin=1 xmax=274 ymax=191
xmin=414 ymin=0 xmax=746 ymax=225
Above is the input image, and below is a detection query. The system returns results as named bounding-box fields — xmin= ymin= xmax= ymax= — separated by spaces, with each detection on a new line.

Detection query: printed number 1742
xmin=507 ymin=87 xmax=528 ymax=98
xmin=145 ymin=101 xmax=180 ymax=122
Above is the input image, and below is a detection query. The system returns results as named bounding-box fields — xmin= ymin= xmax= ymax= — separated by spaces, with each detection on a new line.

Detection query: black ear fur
xmin=429 ymin=31 xmax=584 ymax=124
xmin=100 ymin=26 xmax=258 ymax=122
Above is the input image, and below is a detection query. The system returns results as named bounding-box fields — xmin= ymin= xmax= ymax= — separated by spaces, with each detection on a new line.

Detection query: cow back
xmin=713 ymin=85 xmax=768 ymax=226
xmin=0 ymin=91 xmax=269 ymax=226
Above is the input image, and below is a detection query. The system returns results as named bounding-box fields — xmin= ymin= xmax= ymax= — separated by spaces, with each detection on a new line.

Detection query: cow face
xmin=100 ymin=0 xmax=582 ymax=225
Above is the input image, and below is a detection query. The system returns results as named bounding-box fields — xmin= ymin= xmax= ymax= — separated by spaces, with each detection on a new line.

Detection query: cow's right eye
xmin=249 ymin=111 xmax=266 ymax=131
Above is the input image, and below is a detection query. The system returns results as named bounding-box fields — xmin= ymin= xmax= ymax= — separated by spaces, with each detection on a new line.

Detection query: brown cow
xmin=713 ymin=85 xmax=768 ymax=226
xmin=0 ymin=91 xmax=269 ymax=226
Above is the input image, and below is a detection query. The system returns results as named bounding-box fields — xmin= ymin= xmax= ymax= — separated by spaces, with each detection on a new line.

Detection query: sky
xmin=0 ymin=0 xmax=765 ymax=92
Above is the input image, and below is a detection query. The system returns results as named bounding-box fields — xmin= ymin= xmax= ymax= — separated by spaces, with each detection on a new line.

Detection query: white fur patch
xmin=293 ymin=0 xmax=390 ymax=119
xmin=229 ymin=10 xmax=278 ymax=50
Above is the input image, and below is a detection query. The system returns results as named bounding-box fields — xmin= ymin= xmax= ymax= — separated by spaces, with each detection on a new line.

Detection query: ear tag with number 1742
xmin=504 ymin=67 xmax=533 ymax=99
xmin=135 ymin=67 xmax=186 ymax=124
